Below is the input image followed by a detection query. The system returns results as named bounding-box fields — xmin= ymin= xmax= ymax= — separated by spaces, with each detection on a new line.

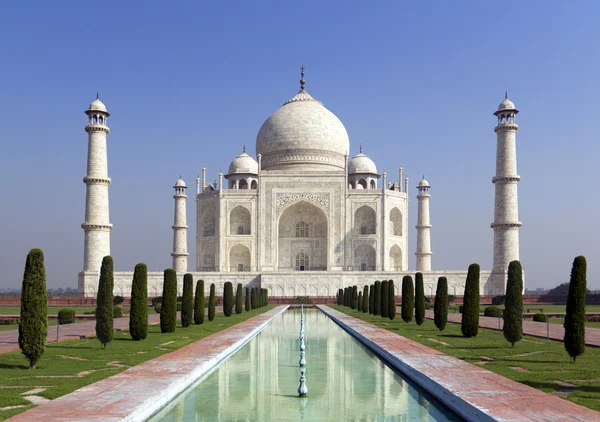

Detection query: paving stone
xmin=21 ymin=388 xmax=47 ymax=395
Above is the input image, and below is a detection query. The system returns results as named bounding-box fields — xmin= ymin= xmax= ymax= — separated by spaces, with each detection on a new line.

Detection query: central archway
xmin=277 ymin=201 xmax=327 ymax=271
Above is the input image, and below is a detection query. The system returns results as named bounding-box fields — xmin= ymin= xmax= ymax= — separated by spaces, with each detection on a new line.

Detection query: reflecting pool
xmin=150 ymin=308 xmax=462 ymax=421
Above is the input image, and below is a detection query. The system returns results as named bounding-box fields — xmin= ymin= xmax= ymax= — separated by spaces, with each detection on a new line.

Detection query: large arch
xmin=229 ymin=206 xmax=251 ymax=235
xmin=389 ymin=244 xmax=403 ymax=270
xmin=229 ymin=244 xmax=250 ymax=272
xmin=277 ymin=201 xmax=327 ymax=271
xmin=390 ymin=208 xmax=403 ymax=236
xmin=201 ymin=206 xmax=215 ymax=236
xmin=354 ymin=243 xmax=376 ymax=271
xmin=354 ymin=205 xmax=376 ymax=235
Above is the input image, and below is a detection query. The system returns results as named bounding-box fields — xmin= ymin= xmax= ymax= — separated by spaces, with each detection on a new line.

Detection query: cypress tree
xmin=415 ymin=272 xmax=425 ymax=325
xmin=363 ymin=285 xmax=369 ymax=313
xmin=338 ymin=289 xmax=343 ymax=305
xmin=95 ymin=256 xmax=114 ymax=347
xmin=369 ymin=285 xmax=374 ymax=314
xmin=194 ymin=279 xmax=205 ymax=325
xmin=564 ymin=256 xmax=587 ymax=362
xmin=181 ymin=273 xmax=194 ymax=327
xmin=251 ymin=287 xmax=257 ymax=309
xmin=373 ymin=281 xmax=381 ymax=316
xmin=265 ymin=288 xmax=269 ymax=306
xmin=381 ymin=280 xmax=389 ymax=318
xmin=388 ymin=280 xmax=396 ymax=320
xmin=357 ymin=291 xmax=362 ymax=312
xmin=208 ymin=283 xmax=216 ymax=321
xmin=401 ymin=275 xmax=414 ymax=323
xmin=503 ymin=261 xmax=523 ymax=347
xmin=236 ymin=283 xmax=243 ymax=314
xmin=461 ymin=264 xmax=480 ymax=338
xmin=129 ymin=263 xmax=148 ymax=340
xmin=18 ymin=248 xmax=47 ymax=368
xmin=160 ymin=269 xmax=177 ymax=333
xmin=343 ymin=287 xmax=347 ymax=306
xmin=352 ymin=285 xmax=358 ymax=310
xmin=223 ymin=282 xmax=233 ymax=316
xmin=433 ymin=276 xmax=448 ymax=331
xmin=245 ymin=287 xmax=251 ymax=311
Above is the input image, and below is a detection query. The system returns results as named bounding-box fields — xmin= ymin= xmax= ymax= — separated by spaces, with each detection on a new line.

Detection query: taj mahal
xmin=78 ymin=69 xmax=522 ymax=298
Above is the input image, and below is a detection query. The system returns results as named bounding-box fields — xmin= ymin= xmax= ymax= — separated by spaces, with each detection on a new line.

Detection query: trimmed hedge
xmin=251 ymin=287 xmax=257 ymax=309
xmin=352 ymin=285 xmax=358 ymax=310
xmin=433 ymin=276 xmax=448 ymax=331
xmin=415 ymin=272 xmax=425 ymax=325
xmin=388 ymin=280 xmax=396 ymax=320
xmin=564 ymin=256 xmax=587 ymax=362
xmin=236 ymin=283 xmax=243 ymax=314
xmin=96 ymin=256 xmax=114 ymax=347
xmin=181 ymin=273 xmax=194 ymax=327
xmin=381 ymin=280 xmax=389 ymax=318
xmin=484 ymin=306 xmax=502 ymax=318
xmin=160 ymin=269 xmax=177 ymax=333
xmin=533 ymin=313 xmax=547 ymax=323
xmin=208 ymin=284 xmax=216 ymax=321
xmin=194 ymin=280 xmax=205 ymax=325
xmin=58 ymin=308 xmax=75 ymax=325
xmin=223 ymin=282 xmax=233 ymax=316
xmin=461 ymin=263 xmax=480 ymax=338
xmin=245 ymin=287 xmax=251 ymax=312
xmin=369 ymin=285 xmax=374 ymax=314
xmin=130 ymin=263 xmax=148 ymax=340
xmin=363 ymin=285 xmax=369 ymax=314
xmin=373 ymin=281 xmax=381 ymax=316
xmin=503 ymin=260 xmax=523 ymax=347
xmin=18 ymin=248 xmax=48 ymax=369
xmin=401 ymin=275 xmax=414 ymax=323
xmin=113 ymin=306 xmax=124 ymax=318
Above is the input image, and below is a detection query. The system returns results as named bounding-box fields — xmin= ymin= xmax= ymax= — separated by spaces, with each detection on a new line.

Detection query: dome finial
xmin=359 ymin=144 xmax=362 ymax=154
xmin=505 ymin=90 xmax=508 ymax=100
xmin=300 ymin=65 xmax=306 ymax=91
xmin=96 ymin=92 xmax=99 ymax=100
xmin=243 ymin=143 xmax=246 ymax=153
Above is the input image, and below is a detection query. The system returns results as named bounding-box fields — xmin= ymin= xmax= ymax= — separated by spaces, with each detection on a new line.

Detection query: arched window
xmin=250 ymin=180 xmax=257 ymax=189
xmin=354 ymin=205 xmax=376 ymax=235
xmin=370 ymin=180 xmax=376 ymax=189
xmin=239 ymin=179 xmax=248 ymax=189
xmin=295 ymin=221 xmax=309 ymax=238
xmin=390 ymin=208 xmax=403 ymax=236
xmin=98 ymin=116 xmax=103 ymax=125
xmin=296 ymin=252 xmax=309 ymax=271
xmin=358 ymin=179 xmax=367 ymax=189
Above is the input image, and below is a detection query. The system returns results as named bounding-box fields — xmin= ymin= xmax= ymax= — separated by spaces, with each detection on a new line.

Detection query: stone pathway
xmin=423 ymin=309 xmax=600 ymax=347
xmin=7 ymin=306 xmax=287 ymax=421
xmin=321 ymin=305 xmax=600 ymax=422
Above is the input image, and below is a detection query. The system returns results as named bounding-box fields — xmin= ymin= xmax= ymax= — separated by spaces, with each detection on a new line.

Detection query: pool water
xmin=150 ymin=308 xmax=462 ymax=421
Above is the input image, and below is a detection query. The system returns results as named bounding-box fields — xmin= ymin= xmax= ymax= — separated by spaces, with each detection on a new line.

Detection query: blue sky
xmin=1 ymin=1 xmax=598 ymax=290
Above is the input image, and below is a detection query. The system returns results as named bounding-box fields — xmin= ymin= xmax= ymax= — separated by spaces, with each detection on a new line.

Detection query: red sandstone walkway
xmin=320 ymin=305 xmax=600 ymax=422
xmin=0 ymin=314 xmax=161 ymax=354
xmin=8 ymin=305 xmax=287 ymax=421
xmin=423 ymin=309 xmax=600 ymax=347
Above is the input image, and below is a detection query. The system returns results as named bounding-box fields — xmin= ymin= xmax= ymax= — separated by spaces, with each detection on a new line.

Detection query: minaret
xmin=415 ymin=177 xmax=432 ymax=271
xmin=82 ymin=94 xmax=112 ymax=273
xmin=172 ymin=177 xmax=189 ymax=273
xmin=491 ymin=93 xmax=521 ymax=292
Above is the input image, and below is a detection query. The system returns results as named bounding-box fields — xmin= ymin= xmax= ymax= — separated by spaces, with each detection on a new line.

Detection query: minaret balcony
xmin=85 ymin=125 xmax=110 ymax=134
xmin=494 ymin=123 xmax=518 ymax=133
xmin=492 ymin=175 xmax=520 ymax=184
xmin=83 ymin=176 xmax=111 ymax=185
xmin=81 ymin=222 xmax=113 ymax=231
xmin=490 ymin=222 xmax=522 ymax=229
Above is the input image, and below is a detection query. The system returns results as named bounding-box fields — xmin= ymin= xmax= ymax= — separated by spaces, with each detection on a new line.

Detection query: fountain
xmin=298 ymin=370 xmax=308 ymax=397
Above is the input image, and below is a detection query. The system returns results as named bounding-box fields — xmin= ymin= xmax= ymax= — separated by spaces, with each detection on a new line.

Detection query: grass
xmin=331 ymin=305 xmax=600 ymax=413
xmin=0 ymin=306 xmax=274 ymax=420
xmin=0 ymin=320 xmax=89 ymax=332
xmin=0 ymin=306 xmax=101 ymax=315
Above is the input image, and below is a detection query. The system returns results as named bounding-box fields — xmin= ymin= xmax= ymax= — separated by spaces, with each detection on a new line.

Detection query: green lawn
xmin=332 ymin=305 xmax=600 ymax=413
xmin=0 ymin=319 xmax=89 ymax=332
xmin=0 ymin=306 xmax=274 ymax=420
xmin=0 ymin=306 xmax=101 ymax=315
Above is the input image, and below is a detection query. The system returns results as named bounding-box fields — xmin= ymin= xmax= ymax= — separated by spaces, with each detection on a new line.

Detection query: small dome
xmin=174 ymin=178 xmax=186 ymax=187
xmin=227 ymin=152 xmax=258 ymax=175
xmin=418 ymin=177 xmax=430 ymax=188
xmin=348 ymin=152 xmax=377 ymax=174
xmin=89 ymin=98 xmax=107 ymax=112
xmin=497 ymin=98 xmax=515 ymax=111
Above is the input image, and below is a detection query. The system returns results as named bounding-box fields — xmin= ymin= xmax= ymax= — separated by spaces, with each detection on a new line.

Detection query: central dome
xmin=256 ymin=89 xmax=350 ymax=171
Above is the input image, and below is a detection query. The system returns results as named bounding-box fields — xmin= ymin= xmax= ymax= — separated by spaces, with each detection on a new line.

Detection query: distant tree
xmin=194 ymin=279 xmax=205 ymax=324
xmin=160 ymin=269 xmax=177 ymax=333
xmin=251 ymin=287 xmax=257 ymax=309
xmin=95 ymin=256 xmax=115 ymax=347
xmin=433 ymin=276 xmax=448 ymax=331
xmin=549 ymin=282 xmax=590 ymax=296
xmin=352 ymin=285 xmax=358 ymax=310
xmin=129 ymin=263 xmax=148 ymax=340
xmin=18 ymin=248 xmax=47 ymax=368
xmin=564 ymin=256 xmax=587 ymax=362
xmin=363 ymin=285 xmax=369 ymax=313
xmin=208 ymin=283 xmax=216 ymax=321
xmin=381 ymin=280 xmax=389 ymax=318
xmin=357 ymin=291 xmax=362 ymax=312
xmin=373 ymin=281 xmax=381 ymax=316
xmin=245 ymin=287 xmax=251 ymax=311
xmin=223 ymin=282 xmax=233 ymax=316
xmin=461 ymin=264 xmax=480 ymax=338
xmin=388 ymin=280 xmax=396 ymax=320
xmin=236 ymin=284 xmax=243 ymax=314
xmin=369 ymin=285 xmax=374 ymax=314
xmin=415 ymin=272 xmax=425 ymax=325
xmin=401 ymin=276 xmax=414 ymax=323
xmin=338 ymin=289 xmax=343 ymax=306
xmin=343 ymin=287 xmax=348 ymax=307
xmin=503 ymin=261 xmax=523 ymax=347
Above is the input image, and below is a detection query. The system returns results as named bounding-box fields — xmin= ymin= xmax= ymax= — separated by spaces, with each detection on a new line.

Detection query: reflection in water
xmin=151 ymin=309 xmax=461 ymax=421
